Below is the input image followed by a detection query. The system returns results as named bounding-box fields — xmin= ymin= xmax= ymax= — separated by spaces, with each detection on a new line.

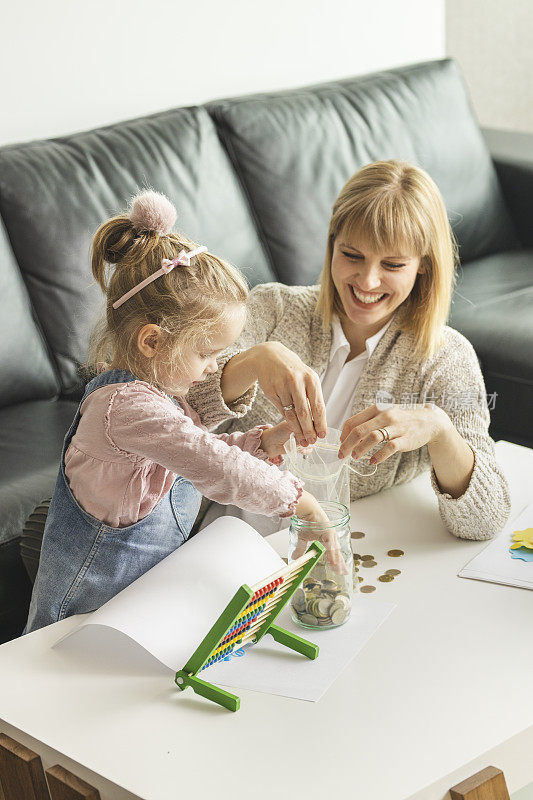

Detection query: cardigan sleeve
xmin=187 ymin=283 xmax=285 ymax=428
xmin=422 ymin=329 xmax=511 ymax=540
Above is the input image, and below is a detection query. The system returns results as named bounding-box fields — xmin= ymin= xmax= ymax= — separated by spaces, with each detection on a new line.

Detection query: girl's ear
xmin=137 ymin=324 xmax=162 ymax=358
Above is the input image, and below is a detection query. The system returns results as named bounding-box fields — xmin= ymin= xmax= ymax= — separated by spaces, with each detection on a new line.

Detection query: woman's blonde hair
xmin=316 ymin=160 xmax=458 ymax=360
xmin=86 ymin=203 xmax=248 ymax=393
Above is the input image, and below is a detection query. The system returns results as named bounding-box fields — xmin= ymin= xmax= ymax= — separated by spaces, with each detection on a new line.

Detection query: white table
xmin=0 ymin=441 xmax=532 ymax=800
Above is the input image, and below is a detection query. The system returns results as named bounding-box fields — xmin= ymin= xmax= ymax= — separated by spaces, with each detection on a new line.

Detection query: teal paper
xmin=509 ymin=546 xmax=533 ymax=562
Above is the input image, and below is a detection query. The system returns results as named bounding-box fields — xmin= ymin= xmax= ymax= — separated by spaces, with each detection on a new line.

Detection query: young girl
xmin=25 ymin=191 xmax=330 ymax=634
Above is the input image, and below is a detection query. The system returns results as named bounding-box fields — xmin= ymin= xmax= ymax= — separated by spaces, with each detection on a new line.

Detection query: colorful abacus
xmin=200 ymin=578 xmax=285 ymax=671
xmin=175 ymin=541 xmax=324 ymax=711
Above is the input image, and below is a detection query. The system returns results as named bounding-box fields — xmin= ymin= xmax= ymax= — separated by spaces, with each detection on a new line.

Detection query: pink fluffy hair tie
xmin=129 ymin=190 xmax=177 ymax=236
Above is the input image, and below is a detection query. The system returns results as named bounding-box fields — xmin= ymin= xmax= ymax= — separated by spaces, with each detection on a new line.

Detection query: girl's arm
xmin=106 ymin=382 xmax=302 ymax=519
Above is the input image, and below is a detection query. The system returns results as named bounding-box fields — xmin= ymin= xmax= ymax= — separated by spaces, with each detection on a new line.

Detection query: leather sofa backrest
xmin=0 ymin=58 xmax=520 ymax=404
xmin=0 ymin=217 xmax=59 ymax=406
xmin=0 ymin=106 xmax=274 ymax=399
xmin=208 ymin=59 xmax=519 ymax=285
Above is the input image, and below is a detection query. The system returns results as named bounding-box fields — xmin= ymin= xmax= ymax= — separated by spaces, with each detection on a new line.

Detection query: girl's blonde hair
xmin=86 ymin=202 xmax=248 ymax=392
xmin=316 ymin=160 xmax=458 ymax=360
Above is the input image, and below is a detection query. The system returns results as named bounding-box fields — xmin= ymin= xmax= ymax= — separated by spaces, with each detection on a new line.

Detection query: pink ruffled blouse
xmin=64 ymin=380 xmax=302 ymax=528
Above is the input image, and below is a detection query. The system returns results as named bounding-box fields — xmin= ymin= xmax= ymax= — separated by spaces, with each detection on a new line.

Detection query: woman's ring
xmin=377 ymin=427 xmax=390 ymax=443
xmin=283 ymin=403 xmax=295 ymax=412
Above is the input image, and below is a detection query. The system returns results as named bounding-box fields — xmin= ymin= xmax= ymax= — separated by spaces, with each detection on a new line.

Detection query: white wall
xmin=446 ymin=0 xmax=533 ymax=133
xmin=0 ymin=0 xmax=445 ymax=147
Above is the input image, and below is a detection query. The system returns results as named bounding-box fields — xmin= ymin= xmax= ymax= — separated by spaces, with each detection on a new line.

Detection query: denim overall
xmin=25 ymin=369 xmax=201 ymax=633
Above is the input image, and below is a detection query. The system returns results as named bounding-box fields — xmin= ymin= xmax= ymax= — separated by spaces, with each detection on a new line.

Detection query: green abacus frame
xmin=175 ymin=541 xmax=325 ymax=711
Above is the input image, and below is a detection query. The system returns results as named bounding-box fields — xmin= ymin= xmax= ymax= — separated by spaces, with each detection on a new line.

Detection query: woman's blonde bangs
xmin=338 ymin=191 xmax=431 ymax=262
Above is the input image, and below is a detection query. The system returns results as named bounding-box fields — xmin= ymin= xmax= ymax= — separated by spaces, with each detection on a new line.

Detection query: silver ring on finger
xmin=283 ymin=403 xmax=295 ymax=412
xmin=377 ymin=427 xmax=390 ymax=443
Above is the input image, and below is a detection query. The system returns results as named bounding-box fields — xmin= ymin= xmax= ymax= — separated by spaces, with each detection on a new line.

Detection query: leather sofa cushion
xmin=0 ymin=217 xmax=59 ymax=407
xmin=449 ymin=249 xmax=533 ymax=444
xmin=450 ymin=249 xmax=533 ymax=378
xmin=0 ymin=400 xmax=77 ymax=545
xmin=0 ymin=107 xmax=274 ymax=397
xmin=209 ymin=59 xmax=519 ymax=285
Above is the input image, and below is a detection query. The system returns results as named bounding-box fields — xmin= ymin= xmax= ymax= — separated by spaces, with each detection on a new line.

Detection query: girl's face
xmin=331 ymin=231 xmax=424 ymax=333
xmin=164 ymin=303 xmax=247 ymax=395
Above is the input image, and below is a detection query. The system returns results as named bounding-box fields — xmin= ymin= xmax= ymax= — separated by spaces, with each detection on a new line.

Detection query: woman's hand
xmin=223 ymin=343 xmax=327 ymax=448
xmin=338 ymin=403 xmax=452 ymax=463
xmin=254 ymin=343 xmax=327 ymax=447
xmin=339 ymin=402 xmax=476 ymax=499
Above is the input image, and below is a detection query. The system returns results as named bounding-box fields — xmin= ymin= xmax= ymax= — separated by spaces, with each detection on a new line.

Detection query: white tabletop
xmin=1 ymin=441 xmax=532 ymax=800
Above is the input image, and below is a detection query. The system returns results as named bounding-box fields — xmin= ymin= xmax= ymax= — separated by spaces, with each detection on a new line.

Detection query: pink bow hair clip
xmin=112 ymin=245 xmax=208 ymax=309
xmin=161 ymin=246 xmax=208 ymax=272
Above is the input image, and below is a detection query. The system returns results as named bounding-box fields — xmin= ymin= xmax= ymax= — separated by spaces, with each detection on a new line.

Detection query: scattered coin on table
xmin=353 ymin=553 xmax=362 ymax=560
xmin=360 ymin=585 xmax=376 ymax=593
xmin=361 ymin=555 xmax=375 ymax=561
xmin=387 ymin=549 xmax=404 ymax=557
xmin=351 ymin=531 xmax=365 ymax=539
xmin=361 ymin=560 xmax=377 ymax=568
xmin=378 ymin=574 xmax=394 ymax=582
xmin=386 ymin=569 xmax=401 ymax=576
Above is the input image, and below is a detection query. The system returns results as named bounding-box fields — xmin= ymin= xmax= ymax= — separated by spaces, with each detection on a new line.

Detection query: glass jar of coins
xmin=288 ymin=501 xmax=352 ymax=630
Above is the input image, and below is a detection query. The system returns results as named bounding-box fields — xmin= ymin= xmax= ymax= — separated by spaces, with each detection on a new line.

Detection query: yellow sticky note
xmin=512 ymin=527 xmax=533 ymax=545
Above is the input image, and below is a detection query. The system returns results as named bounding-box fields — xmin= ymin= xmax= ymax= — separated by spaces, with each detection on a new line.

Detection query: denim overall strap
xmin=25 ymin=369 xmax=202 ymax=633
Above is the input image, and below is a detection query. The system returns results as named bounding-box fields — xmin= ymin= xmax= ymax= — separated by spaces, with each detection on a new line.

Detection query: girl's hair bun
xmin=129 ymin=190 xmax=177 ymax=236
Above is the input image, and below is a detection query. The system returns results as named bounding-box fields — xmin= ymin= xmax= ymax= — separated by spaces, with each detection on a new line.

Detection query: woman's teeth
xmin=350 ymin=286 xmax=385 ymax=304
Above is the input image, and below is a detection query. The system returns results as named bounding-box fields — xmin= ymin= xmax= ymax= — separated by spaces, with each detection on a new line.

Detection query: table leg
xmin=46 ymin=764 xmax=101 ymax=799
xmin=450 ymin=765 xmax=510 ymax=800
xmin=0 ymin=733 xmax=50 ymax=800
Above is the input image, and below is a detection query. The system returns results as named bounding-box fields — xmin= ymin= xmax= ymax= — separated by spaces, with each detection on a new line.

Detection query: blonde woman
xmin=190 ymin=160 xmax=510 ymax=540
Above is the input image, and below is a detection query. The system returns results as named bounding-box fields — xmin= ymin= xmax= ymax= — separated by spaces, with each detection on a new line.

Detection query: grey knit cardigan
xmin=189 ymin=283 xmax=510 ymax=541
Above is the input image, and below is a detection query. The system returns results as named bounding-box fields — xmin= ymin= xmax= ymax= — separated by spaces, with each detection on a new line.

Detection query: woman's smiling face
xmin=331 ymin=231 xmax=424 ymax=331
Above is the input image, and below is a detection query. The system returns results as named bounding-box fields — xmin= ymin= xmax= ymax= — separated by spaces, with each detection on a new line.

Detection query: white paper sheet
xmin=458 ymin=504 xmax=533 ymax=590
xmin=207 ymin=601 xmax=395 ymax=701
xmin=54 ymin=516 xmax=285 ymax=670
xmin=53 ymin=515 xmax=395 ymax=702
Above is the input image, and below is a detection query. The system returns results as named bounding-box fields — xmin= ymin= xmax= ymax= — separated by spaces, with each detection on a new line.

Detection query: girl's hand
xmin=338 ymin=403 xmax=452 ymax=464
xmin=251 ymin=343 xmax=327 ymax=448
xmin=260 ymin=422 xmax=292 ymax=465
xmin=292 ymin=491 xmax=348 ymax=574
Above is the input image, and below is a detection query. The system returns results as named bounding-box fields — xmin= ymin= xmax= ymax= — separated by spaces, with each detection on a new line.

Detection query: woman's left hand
xmin=338 ymin=403 xmax=452 ymax=463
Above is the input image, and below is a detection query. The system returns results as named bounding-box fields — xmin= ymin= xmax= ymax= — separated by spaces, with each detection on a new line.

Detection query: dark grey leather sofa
xmin=1 ymin=58 xmax=531 ymax=642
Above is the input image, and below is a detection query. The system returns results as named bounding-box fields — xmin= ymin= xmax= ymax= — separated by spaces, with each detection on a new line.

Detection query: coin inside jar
xmin=360 ymin=585 xmax=376 ymax=593
xmin=351 ymin=531 xmax=365 ymax=539
xmin=387 ymin=549 xmax=404 ymax=557
xmin=292 ymin=573 xmax=352 ymax=629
